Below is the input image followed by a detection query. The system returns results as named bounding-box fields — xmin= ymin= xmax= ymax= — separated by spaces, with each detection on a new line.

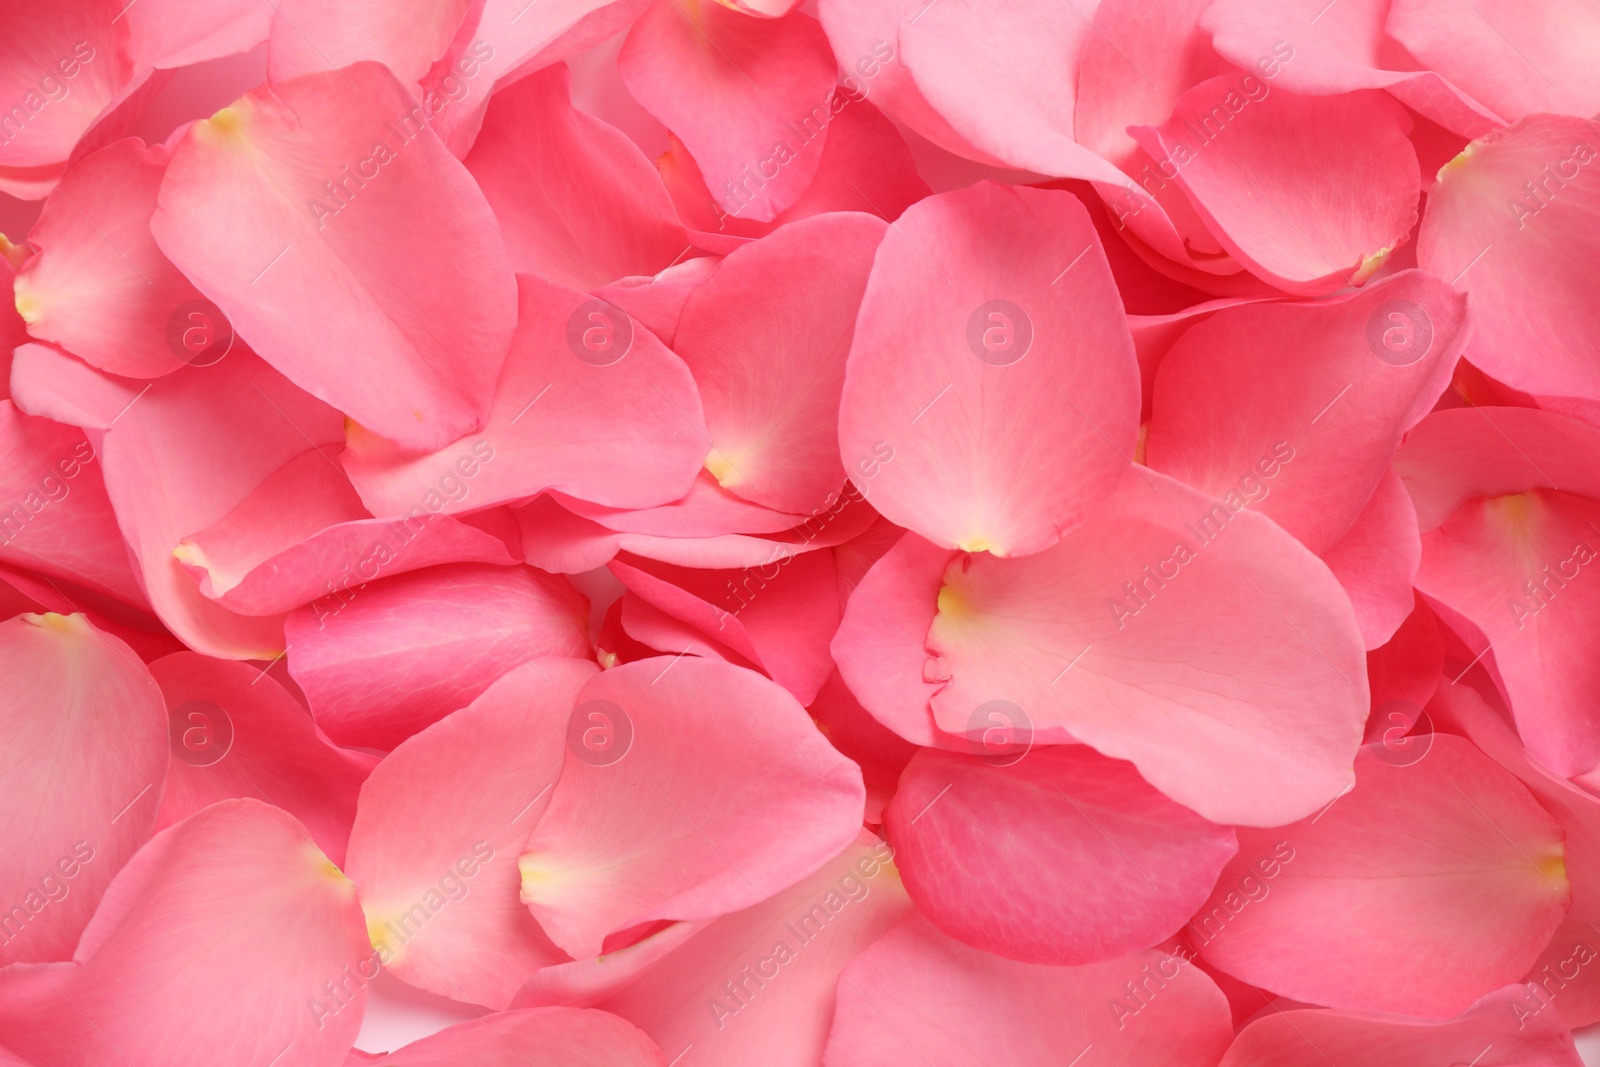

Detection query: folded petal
xmin=1195 ymin=735 xmax=1569 ymax=1018
xmin=884 ymin=745 xmax=1238 ymax=965
xmin=1129 ymin=81 xmax=1420 ymax=295
xmin=286 ymin=562 xmax=590 ymax=751
xmin=464 ymin=63 xmax=688 ymax=290
xmin=519 ymin=657 xmax=865 ymax=959
xmin=839 ymin=182 xmax=1139 ymax=556
xmin=345 ymin=659 xmax=597 ymax=1009
xmin=1418 ymin=115 xmax=1600 ymax=402
xmin=0 ymin=612 xmax=165 ymax=966
xmin=1146 ymin=269 xmax=1467 ymax=555
xmin=608 ymin=549 xmax=841 ymax=704
xmin=359 ymin=1006 xmax=664 ymax=1066
xmin=618 ymin=0 xmax=838 ymax=223
xmin=591 ymin=834 xmax=912 ymax=1067
xmin=150 ymin=652 xmax=376 ymax=867
xmin=151 ymin=62 xmax=517 ymax=450
xmin=676 ymin=211 xmax=885 ymax=514
xmin=0 ymin=799 xmax=370 ymax=1067
xmin=12 ymin=138 xmax=213 ymax=378
xmin=341 ymin=274 xmax=707 ymax=516
xmin=824 ymin=916 xmax=1233 ymax=1067
xmin=175 ymin=448 xmax=517 ymax=616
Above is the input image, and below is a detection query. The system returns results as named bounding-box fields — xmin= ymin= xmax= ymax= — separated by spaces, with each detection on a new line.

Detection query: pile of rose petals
xmin=4 ymin=0 xmax=1600 ymax=1063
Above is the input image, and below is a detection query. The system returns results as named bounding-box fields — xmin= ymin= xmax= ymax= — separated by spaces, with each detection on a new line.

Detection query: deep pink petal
xmin=286 ymin=562 xmax=590 ymax=751
xmin=619 ymin=0 xmax=837 ymax=223
xmin=885 ymin=745 xmax=1238 ymax=965
xmin=464 ymin=63 xmax=688 ymax=290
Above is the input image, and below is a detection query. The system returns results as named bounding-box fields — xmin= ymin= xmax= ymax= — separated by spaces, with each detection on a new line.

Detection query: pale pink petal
xmin=267 ymin=0 xmax=475 ymax=86
xmin=830 ymin=530 xmax=952 ymax=748
xmin=1434 ymin=680 xmax=1600 ymax=1029
xmin=924 ymin=466 xmax=1368 ymax=827
xmin=885 ymin=745 xmax=1238 ymax=965
xmin=286 ymin=562 xmax=590 ymax=751
xmin=675 ymin=211 xmax=885 ymax=514
xmin=618 ymin=0 xmax=837 ymax=223
xmin=345 ymin=660 xmax=597 ymax=1009
xmin=0 ymin=612 xmax=165 ymax=966
xmin=1145 ymin=269 xmax=1467 ymax=555
xmin=1196 ymin=735 xmax=1569 ymax=1017
xmin=824 ymin=916 xmax=1233 ymax=1067
xmin=361 ymin=1007 xmax=664 ymax=1066
xmin=0 ymin=799 xmax=370 ymax=1067
xmin=1418 ymin=115 xmax=1600 ymax=402
xmin=0 ymin=399 xmax=143 ymax=604
xmin=519 ymin=658 xmax=865 ymax=959
xmin=590 ymin=834 xmax=912 ymax=1067
xmin=150 ymin=652 xmax=376 ymax=866
xmin=1217 ymin=986 xmax=1583 ymax=1067
xmin=1201 ymin=0 xmax=1504 ymax=136
xmin=151 ymin=62 xmax=517 ymax=450
xmin=810 ymin=668 xmax=915 ymax=824
xmin=838 ymin=182 xmax=1139 ymax=556
xmin=1388 ymin=0 xmax=1600 ymax=121
xmin=593 ymin=256 xmax=720 ymax=349
xmin=123 ymin=0 xmax=272 ymax=70
xmin=12 ymin=139 xmax=214 ymax=378
xmin=1128 ymin=82 xmax=1420 ymax=295
xmin=464 ymin=63 xmax=688 ymax=290
xmin=341 ymin=275 xmax=707 ymax=516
